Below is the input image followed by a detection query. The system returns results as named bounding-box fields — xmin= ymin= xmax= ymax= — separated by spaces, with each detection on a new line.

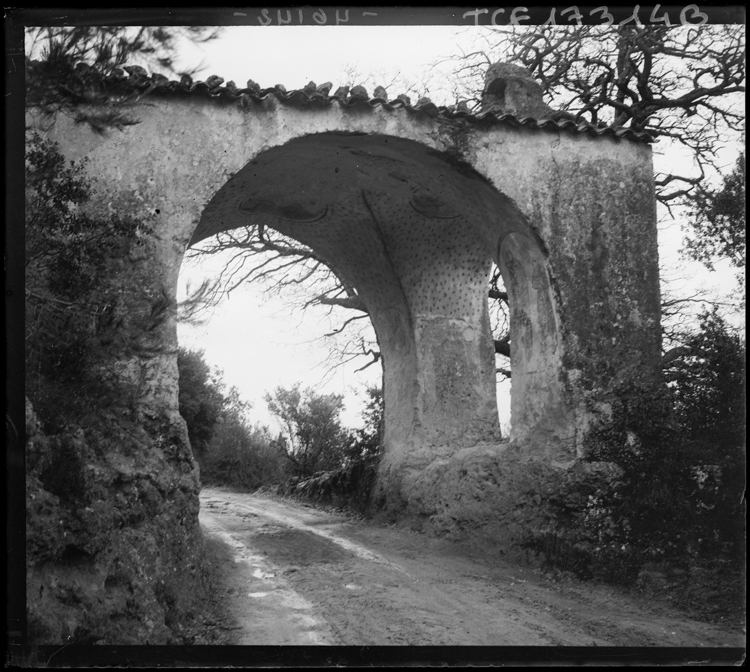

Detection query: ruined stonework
xmin=26 ymin=62 xmax=661 ymax=641
xmin=26 ymin=400 xmax=210 ymax=644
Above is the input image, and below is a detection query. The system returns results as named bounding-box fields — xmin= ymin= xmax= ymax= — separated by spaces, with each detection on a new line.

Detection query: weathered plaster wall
xmin=27 ymin=68 xmax=661 ymax=640
xmin=467 ymin=128 xmax=661 ymax=455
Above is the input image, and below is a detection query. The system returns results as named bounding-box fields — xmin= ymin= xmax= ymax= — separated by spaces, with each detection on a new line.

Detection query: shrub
xmin=201 ymin=419 xmax=288 ymax=490
xmin=527 ymin=311 xmax=745 ymax=587
xmin=25 ymin=132 xmax=153 ymax=431
xmin=176 ymin=348 xmax=227 ymax=460
xmin=276 ymin=386 xmax=383 ymax=514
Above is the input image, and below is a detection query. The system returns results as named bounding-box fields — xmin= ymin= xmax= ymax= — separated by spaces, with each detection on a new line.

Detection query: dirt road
xmin=199 ymin=487 xmax=743 ymax=647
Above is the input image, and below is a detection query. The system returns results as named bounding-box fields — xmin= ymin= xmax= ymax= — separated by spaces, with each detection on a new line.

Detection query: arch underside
xmin=195 ymin=132 xmax=573 ymax=471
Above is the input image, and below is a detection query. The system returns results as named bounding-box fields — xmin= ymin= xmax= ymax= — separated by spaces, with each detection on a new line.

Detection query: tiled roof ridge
xmin=27 ymin=60 xmax=656 ymax=144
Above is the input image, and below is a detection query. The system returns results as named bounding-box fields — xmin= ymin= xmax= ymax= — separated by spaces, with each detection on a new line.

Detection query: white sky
xmin=179 ymin=25 xmax=472 ymax=95
xmin=169 ymin=25 xmax=741 ymax=432
xmin=175 ymin=26 xmax=482 ymax=430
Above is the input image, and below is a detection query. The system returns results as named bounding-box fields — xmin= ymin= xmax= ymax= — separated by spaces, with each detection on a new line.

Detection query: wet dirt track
xmin=199 ymin=487 xmax=744 ymax=647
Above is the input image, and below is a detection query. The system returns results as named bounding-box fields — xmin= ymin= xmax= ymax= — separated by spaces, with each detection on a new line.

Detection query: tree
xmin=25 ymin=26 xmax=221 ymax=77
xmin=668 ymin=308 xmax=746 ymax=561
xmin=265 ymin=384 xmax=347 ymax=478
xmin=189 ymin=25 xmax=744 ymax=380
xmin=176 ymin=348 xmax=232 ymax=458
xmin=447 ymin=25 xmax=744 ymax=207
xmin=683 ymin=152 xmax=746 ymax=273
xmin=666 ymin=308 xmax=746 ymax=447
xmin=26 ymin=26 xmax=221 ymax=132
xmin=607 ymin=309 xmax=745 ymax=568
xmin=25 ymin=132 xmax=151 ymax=429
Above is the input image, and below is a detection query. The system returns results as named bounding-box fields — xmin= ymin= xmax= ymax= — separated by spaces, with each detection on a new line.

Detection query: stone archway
xmin=191 ymin=131 xmax=572 ymax=509
xmin=24 ymin=59 xmax=662 ymax=642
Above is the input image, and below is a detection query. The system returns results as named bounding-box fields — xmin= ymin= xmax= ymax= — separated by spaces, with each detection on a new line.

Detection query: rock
xmin=25 ymin=403 xmax=209 ymax=644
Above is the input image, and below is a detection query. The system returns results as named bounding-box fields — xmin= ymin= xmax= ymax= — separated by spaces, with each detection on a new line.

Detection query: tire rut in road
xmin=205 ymin=493 xmax=410 ymax=576
xmin=201 ymin=493 xmax=563 ymax=645
xmin=200 ymin=506 xmax=338 ymax=645
xmin=199 ymin=489 xmax=746 ymax=648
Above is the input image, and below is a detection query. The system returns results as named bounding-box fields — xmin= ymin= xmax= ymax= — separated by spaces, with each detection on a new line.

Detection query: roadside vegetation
xmin=176 ymin=347 xmax=383 ymax=513
xmin=25 ymin=132 xmax=154 ymax=431
xmin=523 ymin=307 xmax=745 ymax=623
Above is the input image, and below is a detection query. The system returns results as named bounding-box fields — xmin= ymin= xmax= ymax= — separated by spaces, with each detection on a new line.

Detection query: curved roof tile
xmin=28 ymin=62 xmax=656 ymax=144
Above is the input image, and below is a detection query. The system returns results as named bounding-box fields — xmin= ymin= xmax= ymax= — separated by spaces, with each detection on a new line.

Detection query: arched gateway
xmin=26 ymin=62 xmax=661 ymax=642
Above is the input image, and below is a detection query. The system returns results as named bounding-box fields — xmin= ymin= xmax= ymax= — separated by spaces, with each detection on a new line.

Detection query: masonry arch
xmin=189 ymin=131 xmax=570 ymax=476
xmin=24 ymin=61 xmax=664 ymax=640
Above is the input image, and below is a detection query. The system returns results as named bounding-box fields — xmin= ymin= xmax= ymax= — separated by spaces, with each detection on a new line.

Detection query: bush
xmin=25 ymin=132 xmax=153 ymax=431
xmin=526 ymin=310 xmax=746 ymax=588
xmin=201 ymin=419 xmax=288 ymax=490
xmin=176 ymin=348 xmax=227 ymax=460
xmin=275 ymin=386 xmax=383 ymax=514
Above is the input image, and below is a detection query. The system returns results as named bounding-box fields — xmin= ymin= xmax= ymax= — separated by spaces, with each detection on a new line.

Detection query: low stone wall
xmin=373 ymin=443 xmax=625 ymax=569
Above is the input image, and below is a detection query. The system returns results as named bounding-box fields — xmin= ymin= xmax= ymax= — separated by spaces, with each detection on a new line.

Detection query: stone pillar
xmin=498 ymin=232 xmax=571 ymax=458
xmin=368 ymin=215 xmax=501 ymax=471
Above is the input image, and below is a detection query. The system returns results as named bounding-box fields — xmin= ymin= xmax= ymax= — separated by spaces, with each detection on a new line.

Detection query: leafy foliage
xmin=176 ymin=348 xmax=288 ymax=488
xmin=666 ymin=310 xmax=746 ymax=561
xmin=668 ymin=308 xmax=746 ymax=445
xmin=342 ymin=386 xmax=383 ymax=463
xmin=532 ymin=312 xmax=746 ymax=587
xmin=202 ymin=420 xmax=287 ymax=491
xmin=176 ymin=354 xmax=383 ymax=499
xmin=271 ymin=386 xmax=384 ymax=514
xmin=684 ymin=152 xmax=746 ymax=272
xmin=176 ymin=348 xmax=230 ymax=458
xmin=265 ymin=384 xmax=348 ymax=478
xmin=26 ymin=26 xmax=221 ymax=77
xmin=25 ymin=26 xmax=221 ymax=132
xmin=25 ymin=132 xmax=151 ymax=430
